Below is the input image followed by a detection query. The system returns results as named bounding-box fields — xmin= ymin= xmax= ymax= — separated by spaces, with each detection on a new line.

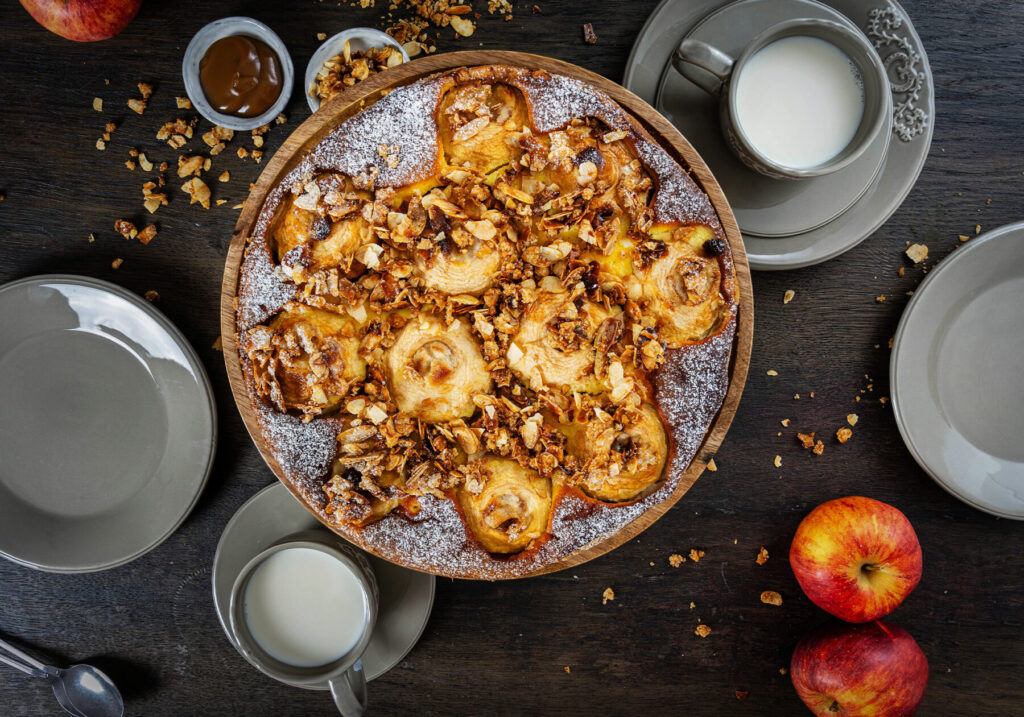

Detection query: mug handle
xmin=329 ymin=659 xmax=368 ymax=717
xmin=671 ymin=39 xmax=736 ymax=97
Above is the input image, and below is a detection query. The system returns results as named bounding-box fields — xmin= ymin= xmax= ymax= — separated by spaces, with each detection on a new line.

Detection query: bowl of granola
xmin=306 ymin=28 xmax=409 ymax=112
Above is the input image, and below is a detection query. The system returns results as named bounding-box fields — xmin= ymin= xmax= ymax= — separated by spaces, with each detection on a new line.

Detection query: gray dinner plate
xmin=0 ymin=275 xmax=216 ymax=572
xmin=891 ymin=222 xmax=1024 ymax=520
xmin=212 ymin=482 xmax=436 ymax=687
xmin=625 ymin=0 xmax=934 ymax=270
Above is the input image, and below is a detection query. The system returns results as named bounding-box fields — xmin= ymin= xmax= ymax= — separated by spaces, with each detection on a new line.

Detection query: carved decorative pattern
xmin=867 ymin=2 xmax=929 ymax=141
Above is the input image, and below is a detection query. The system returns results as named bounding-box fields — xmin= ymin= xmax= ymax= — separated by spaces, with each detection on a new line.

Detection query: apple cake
xmin=235 ymin=64 xmax=738 ymax=579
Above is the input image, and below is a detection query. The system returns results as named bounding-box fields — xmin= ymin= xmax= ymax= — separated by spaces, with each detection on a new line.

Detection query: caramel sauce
xmin=199 ymin=35 xmax=282 ymax=118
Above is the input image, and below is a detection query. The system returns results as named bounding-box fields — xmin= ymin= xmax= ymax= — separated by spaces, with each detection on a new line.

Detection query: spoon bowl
xmin=49 ymin=664 xmax=124 ymax=717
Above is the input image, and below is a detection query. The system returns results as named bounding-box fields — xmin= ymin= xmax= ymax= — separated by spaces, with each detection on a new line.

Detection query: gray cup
xmin=228 ymin=531 xmax=379 ymax=716
xmin=672 ymin=18 xmax=892 ymax=180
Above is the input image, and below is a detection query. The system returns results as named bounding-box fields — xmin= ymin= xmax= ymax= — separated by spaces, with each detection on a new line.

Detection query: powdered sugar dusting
xmin=234 ymin=65 xmax=739 ymax=579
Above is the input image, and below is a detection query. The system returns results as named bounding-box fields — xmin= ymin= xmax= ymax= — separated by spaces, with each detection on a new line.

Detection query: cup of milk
xmin=229 ymin=532 xmax=379 ymax=716
xmin=672 ymin=18 xmax=892 ymax=180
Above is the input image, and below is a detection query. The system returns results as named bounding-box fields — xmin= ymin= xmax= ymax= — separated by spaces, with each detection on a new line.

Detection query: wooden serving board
xmin=220 ymin=50 xmax=753 ymax=578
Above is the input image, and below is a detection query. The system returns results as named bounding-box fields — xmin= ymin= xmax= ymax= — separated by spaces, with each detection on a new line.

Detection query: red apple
xmin=791 ymin=620 xmax=928 ymax=716
xmin=19 ymin=0 xmax=141 ymax=42
xmin=790 ymin=496 xmax=922 ymax=623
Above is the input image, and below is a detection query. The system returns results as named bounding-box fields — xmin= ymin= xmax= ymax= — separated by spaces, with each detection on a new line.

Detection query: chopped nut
xmin=88 ymin=233 xmax=95 ymax=243
xmin=773 ymin=455 xmax=782 ymax=468
xmin=138 ymin=153 xmax=153 ymax=171
xmin=812 ymin=440 xmax=824 ymax=455
xmin=689 ymin=549 xmax=704 ymax=562
xmin=766 ymin=369 xmax=778 ymax=376
xmin=92 ymin=97 xmax=103 ymax=112
xmin=95 ymin=139 xmax=106 ymax=151
xmin=218 ymin=171 xmax=230 ymax=183
xmin=212 ymin=336 xmax=223 ymax=351
xmin=114 ymin=220 xmax=137 ymax=240
xmin=783 ymin=289 xmax=795 ymax=304
xmin=761 ymin=590 xmax=783 ymax=606
xmin=694 ymin=624 xmax=711 ymax=638
xmin=735 ymin=691 xmax=749 ymax=702
xmin=176 ymin=96 xmax=192 ymax=109
xmin=317 ymin=32 xmax=327 ymax=41
xmin=582 ymin=22 xmax=597 ymax=44
xmin=563 ymin=666 xmax=571 ymax=674
xmin=602 ymin=587 xmax=615 ymax=605
xmin=847 ymin=413 xmax=859 ymax=426
xmin=876 ymin=295 xmax=886 ymax=303
xmin=144 ymin=290 xmax=159 ymax=302
xmin=780 ymin=418 xmax=790 ymax=427
xmin=126 ymin=98 xmax=147 ymax=114
xmin=111 ymin=258 xmax=123 ymax=269
xmin=137 ymin=82 xmax=153 ymax=99
xmin=706 ymin=458 xmax=717 ymax=472
xmin=237 ymin=147 xmax=249 ymax=159
xmin=905 ymin=243 xmax=928 ymax=263
xmin=756 ymin=546 xmax=769 ymax=565
xmin=668 ymin=554 xmax=685 ymax=568
xmin=450 ymin=15 xmax=475 ymax=36
xmin=124 ymin=160 xmax=136 ymax=171
xmin=796 ymin=432 xmax=815 ymax=449
xmin=177 ymin=155 xmax=205 ymax=178
xmin=836 ymin=427 xmax=853 ymax=444
xmin=181 ymin=177 xmax=211 ymax=209
xmin=137 ymin=224 xmax=157 ymax=244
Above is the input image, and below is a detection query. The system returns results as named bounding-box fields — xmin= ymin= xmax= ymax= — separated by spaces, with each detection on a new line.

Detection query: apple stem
xmin=829 ymin=699 xmax=841 ymax=712
xmin=861 ymin=562 xmax=882 ymax=573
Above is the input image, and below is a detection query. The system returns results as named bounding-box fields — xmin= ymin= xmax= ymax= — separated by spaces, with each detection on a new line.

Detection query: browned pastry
xmin=235 ymin=64 xmax=738 ymax=578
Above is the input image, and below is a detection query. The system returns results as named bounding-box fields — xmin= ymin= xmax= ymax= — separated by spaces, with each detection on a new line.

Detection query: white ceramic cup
xmin=228 ymin=531 xmax=379 ymax=716
xmin=672 ymin=18 xmax=891 ymax=180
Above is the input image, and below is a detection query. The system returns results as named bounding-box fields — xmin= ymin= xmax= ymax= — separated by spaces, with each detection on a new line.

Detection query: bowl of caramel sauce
xmin=183 ymin=17 xmax=294 ymax=131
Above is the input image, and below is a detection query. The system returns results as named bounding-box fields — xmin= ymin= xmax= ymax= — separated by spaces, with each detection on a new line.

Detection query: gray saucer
xmin=0 ymin=275 xmax=216 ymax=572
xmin=626 ymin=0 xmax=934 ymax=270
xmin=212 ymin=482 xmax=436 ymax=687
xmin=657 ymin=0 xmax=890 ymax=238
xmin=891 ymin=222 xmax=1024 ymax=520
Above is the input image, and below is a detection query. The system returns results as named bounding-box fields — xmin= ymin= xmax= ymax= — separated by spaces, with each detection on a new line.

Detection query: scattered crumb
xmin=137 ymin=224 xmax=157 ymax=244
xmin=694 ymin=624 xmax=712 ymax=638
xmin=958 ymin=234 xmax=969 ymax=242
xmin=796 ymin=432 xmax=815 ymax=449
xmin=689 ymin=549 xmax=705 ymax=562
xmin=773 ymin=455 xmax=782 ymax=468
xmin=812 ymin=440 xmax=824 ymax=455
xmin=219 ymin=171 xmax=230 ymax=182
xmin=793 ymin=393 xmax=800 ymax=400
xmin=761 ymin=590 xmax=783 ymax=606
xmin=669 ymin=554 xmax=685 ymax=568
xmin=96 ymin=139 xmax=106 ymax=151
xmin=563 ymin=666 xmax=571 ymax=674
xmin=766 ymin=369 xmax=778 ymax=376
xmin=735 ymin=691 xmax=749 ymax=702
xmin=783 ymin=289 xmax=795 ymax=304
xmin=847 ymin=413 xmax=859 ymax=426
xmin=975 ymin=224 xmax=981 ymax=234
xmin=880 ymin=397 xmax=888 ymax=405
xmin=88 ymin=233 xmax=95 ymax=243
xmin=689 ymin=601 xmax=695 ymax=610
xmin=532 ymin=4 xmax=541 ymax=12
xmin=602 ymin=587 xmax=615 ymax=605
xmin=756 ymin=547 xmax=769 ymax=565
xmin=92 ymin=97 xmax=103 ymax=112
xmin=780 ymin=667 xmax=788 ymax=675
xmin=317 ymin=32 xmax=328 ymax=41
xmin=127 ymin=98 xmax=146 ymax=114
xmin=898 ymin=266 xmax=905 ymax=276
xmin=139 ymin=153 xmax=153 ymax=171
xmin=906 ymin=243 xmax=928 ymax=263
xmin=114 ymin=220 xmax=137 ymax=240
xmin=582 ymin=22 xmax=597 ymax=44
xmin=836 ymin=427 xmax=853 ymax=444
xmin=212 ymin=336 xmax=223 ymax=351
xmin=111 ymin=258 xmax=123 ymax=269
xmin=706 ymin=458 xmax=717 ymax=472
xmin=780 ymin=418 xmax=790 ymax=427
xmin=144 ymin=290 xmax=159 ymax=302
xmin=875 ymin=295 xmax=886 ymax=303
xmin=176 ymin=96 xmax=192 ymax=109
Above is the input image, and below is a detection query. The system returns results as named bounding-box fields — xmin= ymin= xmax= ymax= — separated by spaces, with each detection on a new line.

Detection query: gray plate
xmin=891 ymin=222 xmax=1024 ymax=520
xmin=625 ymin=0 xmax=934 ymax=270
xmin=212 ymin=482 xmax=436 ymax=687
xmin=657 ymin=0 xmax=890 ymax=238
xmin=0 ymin=275 xmax=216 ymax=572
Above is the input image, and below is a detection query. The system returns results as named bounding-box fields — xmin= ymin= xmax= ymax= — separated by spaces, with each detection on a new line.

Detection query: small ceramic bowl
xmin=183 ymin=17 xmax=294 ymax=131
xmin=305 ymin=28 xmax=409 ymax=112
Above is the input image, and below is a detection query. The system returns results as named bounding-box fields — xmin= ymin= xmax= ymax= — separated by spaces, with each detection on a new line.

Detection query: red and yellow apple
xmin=19 ymin=0 xmax=141 ymax=42
xmin=790 ymin=496 xmax=922 ymax=623
xmin=791 ymin=620 xmax=928 ymax=716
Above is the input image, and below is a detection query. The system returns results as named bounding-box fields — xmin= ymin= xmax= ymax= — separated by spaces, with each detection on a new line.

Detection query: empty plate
xmin=891 ymin=222 xmax=1024 ymax=519
xmin=0 ymin=275 xmax=216 ymax=571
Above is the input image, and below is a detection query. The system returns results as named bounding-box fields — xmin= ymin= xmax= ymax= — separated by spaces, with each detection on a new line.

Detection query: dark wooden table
xmin=1 ymin=1 xmax=1022 ymax=714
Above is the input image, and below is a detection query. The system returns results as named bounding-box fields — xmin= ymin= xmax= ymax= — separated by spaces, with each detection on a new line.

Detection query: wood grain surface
xmin=220 ymin=49 xmax=754 ymax=578
xmin=0 ymin=1 xmax=1022 ymax=715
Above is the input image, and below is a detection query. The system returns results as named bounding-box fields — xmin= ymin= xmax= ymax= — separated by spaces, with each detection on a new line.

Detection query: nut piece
xmin=114 ymin=220 xmax=137 ymax=240
xmin=706 ymin=458 xmax=717 ymax=472
xmin=847 ymin=413 xmax=859 ymax=426
xmin=689 ymin=548 xmax=705 ymax=562
xmin=450 ymin=15 xmax=475 ymax=36
xmin=176 ymin=96 xmax=192 ymax=109
xmin=111 ymin=258 xmax=123 ymax=269
xmin=181 ymin=177 xmax=211 ymax=209
xmin=694 ymin=624 xmax=711 ymax=638
xmin=144 ymin=290 xmax=160 ymax=302
xmin=783 ymin=289 xmax=795 ymax=304
xmin=601 ymin=587 xmax=615 ymax=605
xmin=905 ymin=243 xmax=928 ymax=263
xmin=756 ymin=546 xmax=769 ymax=565
xmin=582 ymin=22 xmax=598 ymax=44
xmin=668 ymin=553 xmax=685 ymax=568
xmin=836 ymin=427 xmax=853 ymax=444
xmin=137 ymin=224 xmax=158 ymax=244
xmin=126 ymin=98 xmax=146 ymax=114
xmin=92 ymin=97 xmax=103 ymax=112
xmin=760 ymin=590 xmax=783 ymax=606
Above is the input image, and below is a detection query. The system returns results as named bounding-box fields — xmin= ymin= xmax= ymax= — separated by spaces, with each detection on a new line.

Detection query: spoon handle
xmin=0 ymin=650 xmax=47 ymax=679
xmin=0 ymin=637 xmax=49 ymax=677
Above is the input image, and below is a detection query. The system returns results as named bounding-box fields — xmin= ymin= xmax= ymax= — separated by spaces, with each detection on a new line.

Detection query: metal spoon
xmin=0 ymin=636 xmax=123 ymax=717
